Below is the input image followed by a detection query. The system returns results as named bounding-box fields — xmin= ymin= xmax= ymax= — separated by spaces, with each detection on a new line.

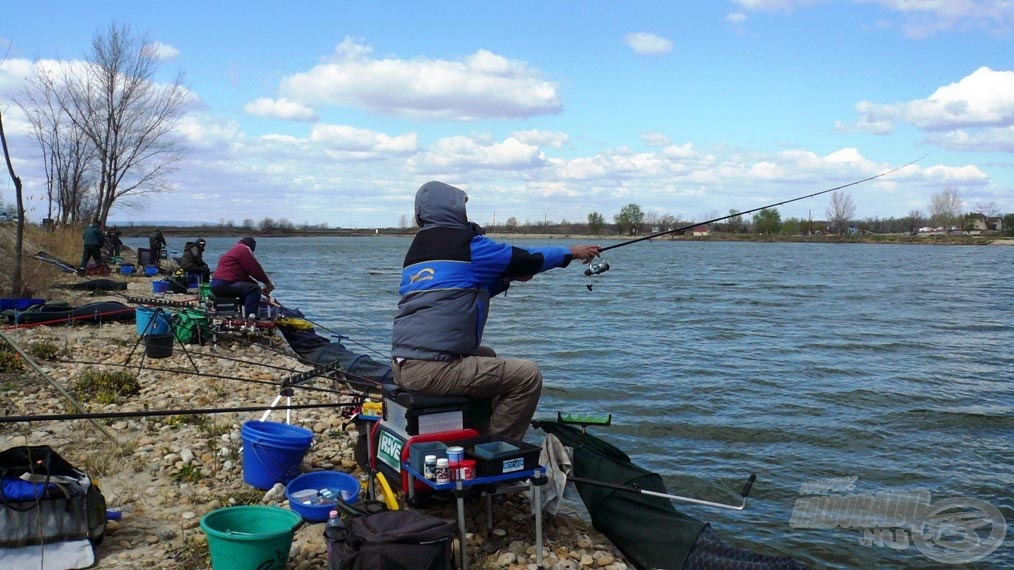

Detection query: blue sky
xmin=1 ymin=0 xmax=1011 ymax=228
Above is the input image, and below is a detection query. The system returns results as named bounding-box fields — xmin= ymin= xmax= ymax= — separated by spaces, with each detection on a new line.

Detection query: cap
xmin=239 ymin=237 xmax=256 ymax=251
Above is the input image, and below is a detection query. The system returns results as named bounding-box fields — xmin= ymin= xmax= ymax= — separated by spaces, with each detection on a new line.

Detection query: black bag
xmin=328 ymin=509 xmax=457 ymax=570
xmin=0 ymin=446 xmax=107 ymax=570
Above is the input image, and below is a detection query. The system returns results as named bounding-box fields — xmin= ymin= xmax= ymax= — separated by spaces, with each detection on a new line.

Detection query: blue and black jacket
xmin=392 ymin=181 xmax=574 ymax=361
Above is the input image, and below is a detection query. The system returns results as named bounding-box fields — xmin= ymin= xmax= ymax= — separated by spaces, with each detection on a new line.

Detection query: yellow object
xmin=275 ymin=317 xmax=314 ymax=329
xmin=361 ymin=401 xmax=383 ymax=416
xmin=374 ymin=472 xmax=400 ymax=511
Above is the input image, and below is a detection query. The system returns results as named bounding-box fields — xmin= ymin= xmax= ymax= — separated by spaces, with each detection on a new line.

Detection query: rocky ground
xmin=0 ymin=278 xmax=630 ymax=570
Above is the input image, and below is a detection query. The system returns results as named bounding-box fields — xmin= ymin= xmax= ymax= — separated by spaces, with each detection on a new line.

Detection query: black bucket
xmin=145 ymin=334 xmax=174 ymax=358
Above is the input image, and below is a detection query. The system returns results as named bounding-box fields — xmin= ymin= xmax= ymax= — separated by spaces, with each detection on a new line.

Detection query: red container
xmin=459 ymin=459 xmax=476 ymax=480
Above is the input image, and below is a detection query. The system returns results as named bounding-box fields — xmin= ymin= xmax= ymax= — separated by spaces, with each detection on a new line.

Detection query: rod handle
xmin=741 ymin=474 xmax=756 ymax=497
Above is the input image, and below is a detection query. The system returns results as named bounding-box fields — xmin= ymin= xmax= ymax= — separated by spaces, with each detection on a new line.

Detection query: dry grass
xmin=0 ymin=223 xmax=90 ymax=298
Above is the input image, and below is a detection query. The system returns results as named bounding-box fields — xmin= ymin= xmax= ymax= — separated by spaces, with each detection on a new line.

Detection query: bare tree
xmin=19 ymin=74 xmax=97 ymax=224
xmin=973 ymin=201 xmax=1000 ymax=218
xmin=930 ymin=187 xmax=963 ymax=228
xmin=907 ymin=209 xmax=923 ymax=233
xmin=826 ymin=191 xmax=856 ymax=235
xmin=33 ymin=22 xmax=188 ymax=224
xmin=1 ymin=108 xmax=26 ymax=295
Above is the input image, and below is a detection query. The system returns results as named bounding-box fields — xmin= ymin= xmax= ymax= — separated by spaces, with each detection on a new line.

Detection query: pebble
xmin=0 ymin=320 xmax=630 ymax=569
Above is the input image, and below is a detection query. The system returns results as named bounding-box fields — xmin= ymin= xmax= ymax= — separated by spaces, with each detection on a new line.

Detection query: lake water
xmin=127 ymin=235 xmax=1013 ymax=568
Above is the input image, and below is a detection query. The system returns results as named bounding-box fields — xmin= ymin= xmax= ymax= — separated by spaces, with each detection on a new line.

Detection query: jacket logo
xmin=409 ymin=267 xmax=435 ymax=283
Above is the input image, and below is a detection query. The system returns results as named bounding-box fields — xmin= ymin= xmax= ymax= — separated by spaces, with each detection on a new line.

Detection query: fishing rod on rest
xmin=0 ymin=401 xmax=360 ymax=424
xmin=584 ymin=156 xmax=927 ymax=281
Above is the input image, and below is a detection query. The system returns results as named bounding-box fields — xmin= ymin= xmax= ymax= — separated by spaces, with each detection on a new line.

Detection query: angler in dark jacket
xmin=180 ymin=238 xmax=211 ymax=283
xmin=149 ymin=228 xmax=166 ymax=268
xmin=391 ymin=181 xmax=600 ymax=439
xmin=210 ymin=237 xmax=274 ymax=318
xmin=80 ymin=220 xmax=105 ymax=269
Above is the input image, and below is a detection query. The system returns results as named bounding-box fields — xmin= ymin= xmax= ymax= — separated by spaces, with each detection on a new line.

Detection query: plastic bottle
xmin=435 ymin=458 xmax=451 ymax=484
xmin=324 ymin=509 xmax=346 ymax=560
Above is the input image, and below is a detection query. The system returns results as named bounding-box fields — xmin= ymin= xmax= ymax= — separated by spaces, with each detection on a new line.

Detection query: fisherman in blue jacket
xmin=80 ymin=219 xmax=105 ymax=270
xmin=391 ymin=181 xmax=600 ymax=440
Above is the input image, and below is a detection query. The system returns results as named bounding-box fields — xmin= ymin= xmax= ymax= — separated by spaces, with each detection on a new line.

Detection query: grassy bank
xmin=0 ymin=224 xmax=88 ymax=298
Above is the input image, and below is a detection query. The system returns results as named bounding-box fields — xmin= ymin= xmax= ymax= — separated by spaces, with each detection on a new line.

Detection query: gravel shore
xmin=0 ymin=279 xmax=630 ymax=570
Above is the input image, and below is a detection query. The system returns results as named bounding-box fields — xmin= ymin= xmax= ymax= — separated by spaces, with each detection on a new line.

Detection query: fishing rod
xmin=49 ymin=357 xmax=347 ymax=395
xmin=0 ymin=401 xmax=360 ymax=424
xmin=591 ymin=156 xmax=926 ymax=265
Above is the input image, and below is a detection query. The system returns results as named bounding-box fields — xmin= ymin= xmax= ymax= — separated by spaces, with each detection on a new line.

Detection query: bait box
xmin=470 ymin=439 xmax=541 ymax=477
xmin=408 ymin=441 xmax=447 ymax=473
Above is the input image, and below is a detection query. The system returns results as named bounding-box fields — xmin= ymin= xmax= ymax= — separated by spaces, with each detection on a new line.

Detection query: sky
xmin=1 ymin=0 xmax=1011 ymax=229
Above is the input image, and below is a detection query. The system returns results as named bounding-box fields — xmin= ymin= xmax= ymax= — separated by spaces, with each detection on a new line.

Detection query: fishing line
xmin=270 ymin=298 xmax=391 ymax=362
xmin=47 ymin=358 xmax=344 ymax=395
xmin=598 ymin=156 xmax=926 ymax=255
xmin=0 ymin=401 xmax=359 ymax=424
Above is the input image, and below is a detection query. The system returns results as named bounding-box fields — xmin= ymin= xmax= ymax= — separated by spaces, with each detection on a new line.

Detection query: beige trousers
xmin=392 ymin=352 xmax=542 ymax=441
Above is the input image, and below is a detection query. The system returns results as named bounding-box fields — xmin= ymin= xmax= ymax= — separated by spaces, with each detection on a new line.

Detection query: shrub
xmin=73 ymin=368 xmax=141 ymax=405
xmin=0 ymin=347 xmax=24 ymax=373
xmin=27 ymin=340 xmax=62 ymax=360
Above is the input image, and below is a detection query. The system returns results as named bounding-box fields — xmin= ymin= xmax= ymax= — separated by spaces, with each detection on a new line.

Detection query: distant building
xmin=690 ymin=225 xmax=709 ymax=237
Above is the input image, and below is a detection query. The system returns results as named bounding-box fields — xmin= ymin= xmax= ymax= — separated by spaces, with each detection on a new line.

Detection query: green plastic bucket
xmin=199 ymin=283 xmax=212 ymax=301
xmin=200 ymin=506 xmax=302 ymax=570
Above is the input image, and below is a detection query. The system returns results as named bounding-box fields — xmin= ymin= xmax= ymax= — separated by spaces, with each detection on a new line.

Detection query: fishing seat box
xmin=382 ymin=385 xmax=470 ymax=436
xmin=206 ymin=294 xmax=241 ymax=316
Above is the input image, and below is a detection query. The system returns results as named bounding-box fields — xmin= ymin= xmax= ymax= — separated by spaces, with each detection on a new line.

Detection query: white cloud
xmin=512 ymin=129 xmax=569 ymax=149
xmin=309 ymin=123 xmax=417 ymax=154
xmin=929 ymin=126 xmax=1014 ymax=153
xmin=732 ymin=0 xmax=824 ymax=11
xmin=857 ymin=0 xmax=1014 ymax=37
xmin=244 ymin=97 xmax=318 ymax=122
xmin=625 ymin=33 xmax=673 ymax=55
xmin=734 ymin=0 xmax=1013 ymax=36
xmin=641 ymin=132 xmax=671 ymax=147
xmin=848 ymin=67 xmax=1014 ymax=153
xmin=279 ymin=37 xmax=562 ymax=121
xmin=0 ymin=58 xmax=35 ymax=96
xmin=143 ymin=41 xmax=180 ymax=61
xmin=410 ymin=135 xmax=547 ymax=171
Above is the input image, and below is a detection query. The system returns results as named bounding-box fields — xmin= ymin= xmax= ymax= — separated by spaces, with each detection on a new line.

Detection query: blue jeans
xmin=210 ymin=279 xmax=261 ymax=318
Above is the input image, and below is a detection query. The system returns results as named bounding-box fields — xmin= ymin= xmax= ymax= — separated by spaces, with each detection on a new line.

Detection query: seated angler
xmin=391 ymin=181 xmax=600 ymax=440
xmin=180 ymin=238 xmax=211 ymax=283
xmin=210 ymin=237 xmax=274 ymax=319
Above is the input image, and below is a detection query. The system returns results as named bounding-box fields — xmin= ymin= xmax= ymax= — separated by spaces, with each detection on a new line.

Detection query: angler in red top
xmin=210 ymin=237 xmax=274 ymax=318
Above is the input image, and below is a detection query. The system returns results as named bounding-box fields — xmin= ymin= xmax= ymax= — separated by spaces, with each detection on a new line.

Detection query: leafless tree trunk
xmin=19 ymin=72 xmax=97 ymax=225
xmin=0 ymin=109 xmax=26 ymax=296
xmin=930 ymin=187 xmax=963 ymax=228
xmin=826 ymin=190 xmax=856 ymax=235
xmin=31 ymin=22 xmax=188 ymax=224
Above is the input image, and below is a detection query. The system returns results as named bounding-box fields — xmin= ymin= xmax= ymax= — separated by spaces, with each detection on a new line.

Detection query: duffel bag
xmin=0 ymin=445 xmax=107 ymax=570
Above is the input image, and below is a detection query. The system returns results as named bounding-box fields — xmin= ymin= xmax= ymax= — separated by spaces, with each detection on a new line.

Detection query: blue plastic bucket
xmin=144 ymin=265 xmax=159 ymax=276
xmin=120 ymin=264 xmax=135 ymax=276
xmin=200 ymin=506 xmax=302 ymax=570
xmin=152 ymin=280 xmax=170 ymax=294
xmin=135 ymin=307 xmax=171 ymax=335
xmin=285 ymin=471 xmax=360 ymax=522
xmin=241 ymin=421 xmax=313 ymax=490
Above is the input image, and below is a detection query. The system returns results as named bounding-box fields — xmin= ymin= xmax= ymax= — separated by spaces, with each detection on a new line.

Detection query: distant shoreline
xmin=119 ymin=225 xmax=1013 ymax=246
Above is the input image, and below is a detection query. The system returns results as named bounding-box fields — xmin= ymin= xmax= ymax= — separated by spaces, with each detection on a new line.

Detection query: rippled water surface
xmin=134 ymin=236 xmax=1013 ymax=568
